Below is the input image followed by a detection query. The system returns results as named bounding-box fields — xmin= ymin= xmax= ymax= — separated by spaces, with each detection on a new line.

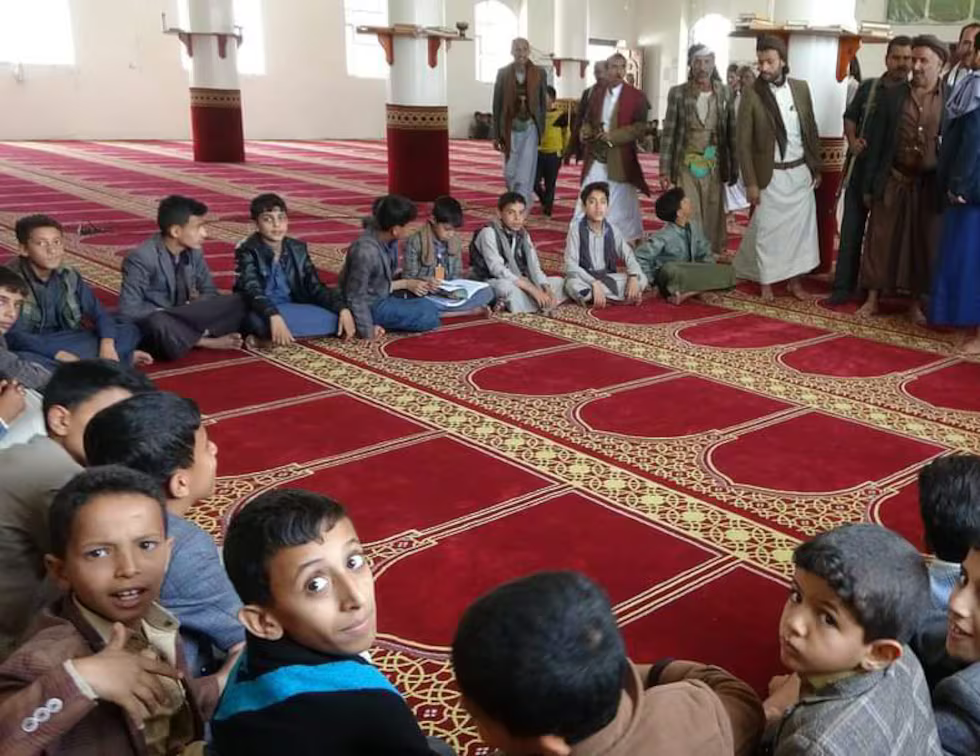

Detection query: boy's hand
xmin=405 ymin=279 xmax=433 ymax=297
xmin=55 ymin=350 xmax=80 ymax=363
xmin=214 ymin=642 xmax=245 ymax=695
xmin=747 ymin=185 xmax=761 ymax=206
xmin=269 ymin=314 xmax=294 ymax=346
xmin=98 ymin=339 xmax=120 ymax=362
xmin=625 ymin=276 xmax=642 ymax=304
xmin=337 ymin=309 xmax=356 ymax=340
xmin=72 ymin=622 xmax=180 ymax=727
xmin=0 ymin=380 xmax=26 ymax=426
xmin=763 ymin=673 xmax=801 ymax=721
xmin=591 ymin=281 xmax=608 ymax=309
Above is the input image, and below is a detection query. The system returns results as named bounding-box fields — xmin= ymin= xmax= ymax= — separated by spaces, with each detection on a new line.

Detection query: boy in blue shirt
xmin=215 ymin=489 xmax=452 ymax=755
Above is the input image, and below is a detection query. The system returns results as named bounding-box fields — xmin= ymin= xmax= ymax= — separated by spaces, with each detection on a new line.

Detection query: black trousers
xmin=534 ymin=152 xmax=561 ymax=211
xmin=831 ymin=180 xmax=870 ymax=297
xmin=138 ymin=294 xmax=246 ymax=361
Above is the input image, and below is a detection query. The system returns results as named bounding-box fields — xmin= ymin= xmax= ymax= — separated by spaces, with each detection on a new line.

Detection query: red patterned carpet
xmin=0 ymin=139 xmax=975 ymax=753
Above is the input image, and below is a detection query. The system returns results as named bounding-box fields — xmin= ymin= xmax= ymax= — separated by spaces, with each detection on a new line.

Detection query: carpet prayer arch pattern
xmin=0 ymin=138 xmax=976 ymax=753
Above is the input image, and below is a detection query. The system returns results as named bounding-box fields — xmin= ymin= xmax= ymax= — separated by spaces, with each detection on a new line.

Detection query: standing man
xmin=827 ymin=36 xmax=913 ymax=306
xmin=579 ymin=52 xmax=652 ymax=246
xmin=858 ymin=35 xmax=947 ymax=323
xmin=946 ymin=23 xmax=980 ymax=90
xmin=566 ymin=60 xmax=608 ymax=165
xmin=734 ymin=36 xmax=821 ymax=302
xmin=659 ymin=44 xmax=737 ymax=255
xmin=492 ymin=38 xmax=548 ymax=208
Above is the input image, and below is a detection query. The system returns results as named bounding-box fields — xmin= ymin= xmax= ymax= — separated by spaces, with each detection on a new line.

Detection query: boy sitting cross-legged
xmin=83 ymin=391 xmax=244 ymax=678
xmin=7 ymin=215 xmax=151 ymax=369
xmin=235 ymin=193 xmax=355 ymax=347
xmin=214 ymin=488 xmax=453 ymax=755
xmin=563 ymin=181 xmax=647 ymax=308
xmin=470 ymin=191 xmax=566 ymax=315
xmin=452 ymin=570 xmax=765 ymax=756
xmin=0 ymin=465 xmax=235 ymax=754
xmin=633 ymin=187 xmax=735 ymax=305
xmin=762 ymin=523 xmax=942 ymax=755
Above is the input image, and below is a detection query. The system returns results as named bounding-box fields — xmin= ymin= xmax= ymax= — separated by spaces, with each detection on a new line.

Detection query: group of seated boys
xmin=0 ymin=363 xmax=978 ymax=756
xmin=0 ymin=183 xmax=735 ymax=445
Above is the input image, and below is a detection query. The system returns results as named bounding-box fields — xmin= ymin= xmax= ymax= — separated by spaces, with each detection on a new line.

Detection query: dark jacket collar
xmin=243 ymin=632 xmax=369 ymax=679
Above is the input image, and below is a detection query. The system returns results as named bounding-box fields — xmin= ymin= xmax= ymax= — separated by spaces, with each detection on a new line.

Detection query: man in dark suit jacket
xmin=492 ymin=38 xmax=549 ymax=207
xmin=565 ymin=60 xmax=608 ymax=164
xmin=119 ymin=195 xmax=245 ymax=361
xmin=733 ymin=35 xmax=821 ymax=302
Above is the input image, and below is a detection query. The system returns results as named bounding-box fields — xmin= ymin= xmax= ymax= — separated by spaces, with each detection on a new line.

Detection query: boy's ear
xmin=239 ymin=605 xmax=284 ymax=641
xmin=167 ymin=469 xmax=191 ymax=501
xmin=860 ymin=639 xmax=903 ymax=671
xmin=44 ymin=554 xmax=71 ymax=592
xmin=46 ymin=405 xmax=72 ymax=440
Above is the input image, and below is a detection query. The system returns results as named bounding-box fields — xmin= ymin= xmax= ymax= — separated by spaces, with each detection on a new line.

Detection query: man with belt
xmin=826 ymin=36 xmax=912 ymax=306
xmin=734 ymin=35 xmax=821 ymax=302
xmin=858 ymin=35 xmax=947 ymax=322
xmin=492 ymin=37 xmax=548 ymax=208
xmin=659 ymin=44 xmax=737 ymax=256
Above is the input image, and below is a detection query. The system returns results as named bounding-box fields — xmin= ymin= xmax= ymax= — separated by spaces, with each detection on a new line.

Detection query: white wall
xmin=1 ymin=0 xmax=967 ymax=141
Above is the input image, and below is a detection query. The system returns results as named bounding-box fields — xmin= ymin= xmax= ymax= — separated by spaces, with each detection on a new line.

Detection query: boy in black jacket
xmin=215 ymin=489 xmax=453 ymax=755
xmin=235 ymin=194 xmax=354 ymax=346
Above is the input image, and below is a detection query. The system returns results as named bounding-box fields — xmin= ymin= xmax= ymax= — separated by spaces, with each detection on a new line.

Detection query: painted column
xmin=553 ymin=0 xmax=590 ymax=101
xmin=186 ymin=0 xmax=245 ymax=163
xmin=386 ymin=0 xmax=449 ymax=201
xmin=773 ymin=0 xmax=857 ymax=272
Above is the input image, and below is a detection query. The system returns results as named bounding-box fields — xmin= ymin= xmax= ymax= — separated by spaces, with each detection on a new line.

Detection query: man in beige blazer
xmin=734 ymin=35 xmax=822 ymax=302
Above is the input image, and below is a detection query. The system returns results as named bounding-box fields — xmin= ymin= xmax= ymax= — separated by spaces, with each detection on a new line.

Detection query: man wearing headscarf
xmin=492 ymin=38 xmax=549 ymax=208
xmin=659 ymin=44 xmax=737 ymax=256
xmin=734 ymin=36 xmax=821 ymax=302
xmin=577 ymin=52 xmax=652 ymax=245
xmin=859 ymin=35 xmax=948 ymax=323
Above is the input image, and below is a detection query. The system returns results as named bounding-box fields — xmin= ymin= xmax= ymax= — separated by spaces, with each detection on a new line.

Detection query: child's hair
xmin=451 ymin=571 xmax=626 ymax=745
xmin=157 ymin=195 xmax=209 ymax=234
xmin=223 ymin=489 xmax=348 ymax=606
xmin=83 ymin=391 xmax=202 ymax=492
xmin=654 ymin=187 xmax=686 ymax=223
xmin=546 ymin=85 xmax=557 ymax=98
xmin=369 ymin=195 xmax=417 ymax=231
xmin=497 ymin=191 xmax=526 ymax=211
xmin=432 ymin=196 xmax=464 ymax=228
xmin=49 ymin=465 xmax=168 ymax=558
xmin=580 ymin=181 xmax=610 ymax=204
xmin=0 ymin=266 xmax=28 ymax=297
xmin=42 ymin=360 xmax=155 ymax=434
xmin=794 ymin=523 xmax=929 ymax=643
xmin=919 ymin=454 xmax=980 ymax=563
xmin=250 ymin=193 xmax=288 ymax=221
xmin=15 ymin=214 xmax=63 ymax=245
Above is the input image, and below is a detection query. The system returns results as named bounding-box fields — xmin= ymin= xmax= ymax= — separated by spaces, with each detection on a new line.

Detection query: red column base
xmin=814 ymin=137 xmax=847 ymax=274
xmin=386 ymin=104 xmax=449 ymax=201
xmin=190 ymin=87 xmax=245 ymax=163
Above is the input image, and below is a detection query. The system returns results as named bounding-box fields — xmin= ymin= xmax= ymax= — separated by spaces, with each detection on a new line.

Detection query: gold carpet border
xmin=257 ymin=342 xmax=802 ymax=577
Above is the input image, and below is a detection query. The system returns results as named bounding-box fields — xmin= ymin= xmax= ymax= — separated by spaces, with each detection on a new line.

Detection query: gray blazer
xmin=768 ymin=650 xmax=942 ymax=755
xmin=119 ymin=234 xmax=219 ymax=320
xmin=338 ymin=228 xmax=394 ymax=339
xmin=934 ymin=662 xmax=980 ymax=756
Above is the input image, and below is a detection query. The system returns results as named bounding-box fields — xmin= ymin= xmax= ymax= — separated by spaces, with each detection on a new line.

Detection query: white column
xmin=773 ymin=0 xmax=857 ymax=137
xmin=187 ymin=0 xmax=240 ymax=91
xmin=388 ymin=0 xmax=447 ymax=107
xmin=553 ymin=0 xmax=590 ymax=100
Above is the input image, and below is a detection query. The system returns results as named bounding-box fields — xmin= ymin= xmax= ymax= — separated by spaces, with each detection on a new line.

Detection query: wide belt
xmin=774 ymin=157 xmax=807 ymax=170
